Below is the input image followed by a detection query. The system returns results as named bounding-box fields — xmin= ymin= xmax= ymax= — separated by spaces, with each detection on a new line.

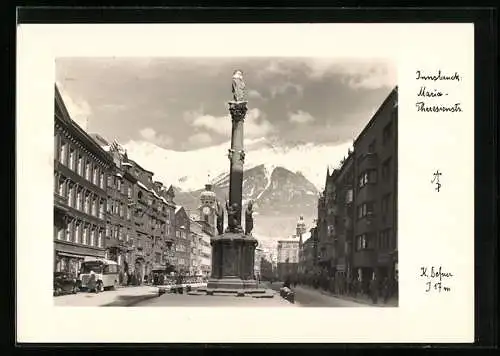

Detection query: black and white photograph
xmin=17 ymin=22 xmax=475 ymax=343
xmin=53 ymin=57 xmax=398 ymax=307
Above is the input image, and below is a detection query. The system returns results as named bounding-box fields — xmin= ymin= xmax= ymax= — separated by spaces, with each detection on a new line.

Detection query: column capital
xmin=228 ymin=101 xmax=248 ymax=122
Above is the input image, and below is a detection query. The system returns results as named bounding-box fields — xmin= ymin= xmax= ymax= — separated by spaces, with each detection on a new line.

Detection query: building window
xmin=76 ymin=189 xmax=82 ymax=211
xmin=100 ymin=172 xmax=105 ymax=189
xmin=58 ymin=179 xmax=66 ymax=197
xmin=98 ymin=230 xmax=103 ymax=248
xmin=381 ymin=193 xmax=391 ymax=214
xmin=86 ymin=162 xmax=92 ymax=181
xmin=382 ymin=157 xmax=392 ymax=181
xmin=67 ymin=185 xmax=74 ymax=207
xmin=77 ymin=155 xmax=83 ymax=175
xmin=84 ymin=194 xmax=90 ymax=214
xmin=81 ymin=226 xmax=88 ymax=245
xmin=59 ymin=142 xmax=68 ymax=165
xmin=358 ymin=169 xmax=377 ymax=188
xmin=126 ymin=207 xmax=131 ymax=221
xmin=107 ymin=176 xmax=113 ymax=188
xmin=92 ymin=198 xmax=98 ymax=216
xmin=106 ymin=225 xmax=110 ymax=238
xmin=357 ymin=201 xmax=375 ymax=219
xmin=120 ymin=204 xmax=124 ymax=218
xmin=356 ymin=234 xmax=370 ymax=251
xmin=128 ymin=187 xmax=132 ymax=198
xmin=93 ymin=167 xmax=99 ymax=186
xmin=99 ymin=200 xmax=105 ymax=219
xmin=90 ymin=228 xmax=95 ymax=247
xmin=69 ymin=148 xmax=76 ymax=170
xmin=118 ymin=227 xmax=123 ymax=241
xmin=74 ymin=222 xmax=81 ymax=244
xmin=117 ymin=179 xmax=122 ymax=191
xmin=383 ymin=121 xmax=393 ymax=144
xmin=65 ymin=221 xmax=72 ymax=242
xmin=345 ymin=189 xmax=353 ymax=204
xmin=114 ymin=227 xmax=118 ymax=239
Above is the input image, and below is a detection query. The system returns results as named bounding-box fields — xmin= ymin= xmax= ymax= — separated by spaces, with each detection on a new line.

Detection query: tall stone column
xmin=227 ymin=102 xmax=247 ymax=232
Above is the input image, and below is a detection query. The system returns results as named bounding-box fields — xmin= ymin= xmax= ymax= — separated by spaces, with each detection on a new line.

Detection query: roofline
xmin=54 ymin=85 xmax=114 ymax=166
xmin=127 ymin=159 xmax=154 ymax=175
xmin=354 ymin=86 xmax=398 ymax=147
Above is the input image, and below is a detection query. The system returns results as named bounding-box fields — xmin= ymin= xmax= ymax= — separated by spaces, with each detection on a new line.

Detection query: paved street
xmin=54 ymin=286 xmax=159 ymax=307
xmin=265 ymin=282 xmax=370 ymax=307
xmin=135 ymin=289 xmax=297 ymax=307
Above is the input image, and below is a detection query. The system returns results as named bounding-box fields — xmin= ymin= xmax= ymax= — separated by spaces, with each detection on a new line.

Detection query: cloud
xmin=257 ymin=60 xmax=292 ymax=78
xmin=245 ymin=108 xmax=275 ymax=137
xmin=289 ymin=110 xmax=315 ymax=124
xmin=191 ymin=114 xmax=231 ymax=136
xmin=303 ymin=59 xmax=396 ymax=89
xmin=56 ymin=81 xmax=92 ymax=131
xmin=188 ymin=107 xmax=274 ymax=138
xmin=139 ymin=127 xmax=173 ymax=147
xmin=270 ymin=81 xmax=303 ymax=98
xmin=188 ymin=132 xmax=213 ymax=146
xmin=248 ymin=89 xmax=265 ymax=100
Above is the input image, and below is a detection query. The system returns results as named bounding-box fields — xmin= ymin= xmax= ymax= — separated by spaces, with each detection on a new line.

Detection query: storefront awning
xmin=56 ymin=251 xmax=86 ymax=259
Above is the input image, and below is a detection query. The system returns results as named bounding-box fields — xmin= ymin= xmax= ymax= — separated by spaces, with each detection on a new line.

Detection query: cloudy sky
xmin=56 ymin=57 xmax=396 ymax=150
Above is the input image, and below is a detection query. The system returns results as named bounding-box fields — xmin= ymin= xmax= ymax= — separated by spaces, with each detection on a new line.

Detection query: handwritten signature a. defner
xmin=420 ymin=266 xmax=453 ymax=293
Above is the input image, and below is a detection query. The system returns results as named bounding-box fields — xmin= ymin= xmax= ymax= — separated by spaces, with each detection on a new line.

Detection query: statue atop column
xmin=245 ymin=200 xmax=254 ymax=236
xmin=216 ymin=200 xmax=224 ymax=236
xmin=231 ymin=70 xmax=246 ymax=102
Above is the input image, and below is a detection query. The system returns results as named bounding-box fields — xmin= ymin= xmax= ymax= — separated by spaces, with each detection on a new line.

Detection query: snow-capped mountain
xmin=173 ymin=164 xmax=319 ymax=240
xmin=121 ymin=137 xmax=351 ymax=239
xmin=175 ymin=164 xmax=318 ymax=214
xmin=122 ymin=137 xmax=353 ymax=192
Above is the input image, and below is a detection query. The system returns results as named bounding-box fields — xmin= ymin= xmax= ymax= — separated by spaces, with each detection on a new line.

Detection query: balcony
xmin=359 ymin=152 xmax=379 ymax=170
xmin=54 ymin=192 xmax=69 ymax=213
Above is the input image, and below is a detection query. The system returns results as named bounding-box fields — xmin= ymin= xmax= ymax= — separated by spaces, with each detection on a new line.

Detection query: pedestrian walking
xmin=382 ymin=277 xmax=390 ymax=303
xmin=88 ymin=270 xmax=97 ymax=293
xmin=369 ymin=276 xmax=378 ymax=304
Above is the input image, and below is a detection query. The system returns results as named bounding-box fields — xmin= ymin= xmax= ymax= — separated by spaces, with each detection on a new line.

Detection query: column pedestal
xmin=206 ymin=233 xmax=262 ymax=294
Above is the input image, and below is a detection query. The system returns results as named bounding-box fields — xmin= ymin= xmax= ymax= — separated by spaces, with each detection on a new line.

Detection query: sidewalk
xmin=296 ymin=284 xmax=398 ymax=307
xmin=54 ymin=286 xmax=159 ymax=307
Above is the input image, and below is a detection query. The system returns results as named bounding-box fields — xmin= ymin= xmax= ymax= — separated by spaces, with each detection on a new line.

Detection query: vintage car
xmin=53 ymin=271 xmax=79 ymax=296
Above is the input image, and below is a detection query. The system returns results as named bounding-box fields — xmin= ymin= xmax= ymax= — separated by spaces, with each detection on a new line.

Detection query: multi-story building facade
xmin=300 ymin=227 xmax=319 ymax=275
xmin=330 ymin=150 xmax=355 ymax=280
xmin=53 ymin=85 xmax=114 ymax=275
xmin=352 ymin=86 xmax=398 ymax=287
xmin=174 ymin=206 xmax=191 ymax=275
xmin=316 ymin=169 xmax=337 ymax=276
xmin=276 ymin=238 xmax=300 ymax=281
xmin=189 ymin=219 xmax=213 ymax=277
xmin=158 ymin=185 xmax=177 ymax=272
xmin=90 ymin=135 xmax=137 ymax=282
xmin=260 ymin=257 xmax=274 ymax=281
xmin=198 ymin=223 xmax=212 ymax=278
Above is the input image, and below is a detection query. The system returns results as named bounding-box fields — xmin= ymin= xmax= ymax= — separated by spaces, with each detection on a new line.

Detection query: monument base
xmin=206 ymin=232 xmax=261 ymax=296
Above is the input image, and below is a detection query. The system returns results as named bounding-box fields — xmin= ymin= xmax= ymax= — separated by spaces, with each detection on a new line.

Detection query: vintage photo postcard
xmin=17 ymin=23 xmax=474 ymax=343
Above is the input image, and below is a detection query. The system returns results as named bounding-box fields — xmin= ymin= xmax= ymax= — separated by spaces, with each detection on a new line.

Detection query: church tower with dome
xmin=199 ymin=177 xmax=217 ymax=236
